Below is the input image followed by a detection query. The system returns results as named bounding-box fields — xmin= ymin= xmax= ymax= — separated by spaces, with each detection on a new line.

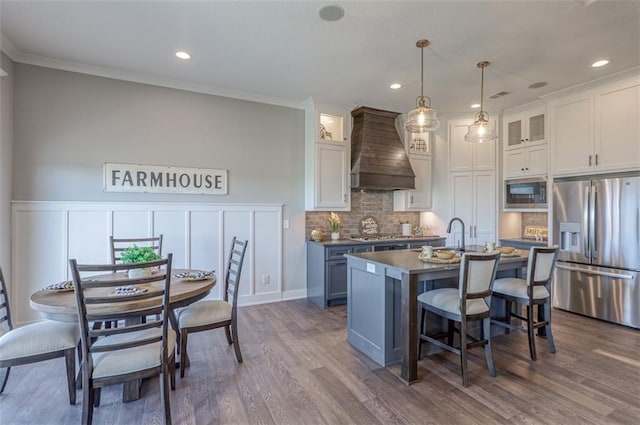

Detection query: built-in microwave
xmin=504 ymin=177 xmax=547 ymax=209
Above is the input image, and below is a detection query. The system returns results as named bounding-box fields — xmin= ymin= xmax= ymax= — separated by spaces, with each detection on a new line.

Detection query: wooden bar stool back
xmin=417 ymin=252 xmax=501 ymax=387
xmin=491 ymin=245 xmax=560 ymax=360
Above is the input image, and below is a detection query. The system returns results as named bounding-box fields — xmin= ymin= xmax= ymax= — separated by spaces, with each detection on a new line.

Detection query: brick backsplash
xmin=305 ymin=190 xmax=420 ymax=239
xmin=521 ymin=212 xmax=548 ymax=236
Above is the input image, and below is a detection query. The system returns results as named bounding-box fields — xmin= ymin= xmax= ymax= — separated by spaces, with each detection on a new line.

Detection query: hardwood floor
xmin=1 ymin=300 xmax=639 ymax=424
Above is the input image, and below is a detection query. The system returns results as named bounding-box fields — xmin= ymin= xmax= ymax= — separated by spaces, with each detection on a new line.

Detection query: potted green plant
xmin=121 ymin=245 xmax=161 ymax=278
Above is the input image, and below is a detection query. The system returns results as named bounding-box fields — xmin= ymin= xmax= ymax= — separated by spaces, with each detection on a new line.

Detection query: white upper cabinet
xmin=504 ymin=106 xmax=546 ymax=150
xmin=502 ymin=103 xmax=548 ymax=179
xmin=594 ymin=78 xmax=640 ymax=172
xmin=449 ymin=118 xmax=497 ymax=172
xmin=548 ymin=75 xmax=639 ymax=176
xmin=394 ymin=155 xmax=432 ymax=211
xmin=304 ymin=98 xmax=351 ymax=211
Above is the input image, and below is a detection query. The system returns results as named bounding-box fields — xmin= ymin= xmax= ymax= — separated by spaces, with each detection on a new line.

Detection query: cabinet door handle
xmin=525 ymin=167 xmax=529 ymax=171
xmin=525 ymin=138 xmax=529 ymax=142
xmin=343 ymin=193 xmax=347 ymax=202
xmin=589 ymin=155 xmax=592 ymax=166
xmin=521 ymin=168 xmax=525 ymax=171
xmin=595 ymin=154 xmax=599 ymax=166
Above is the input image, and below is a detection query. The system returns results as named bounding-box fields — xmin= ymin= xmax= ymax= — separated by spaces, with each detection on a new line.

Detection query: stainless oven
xmin=505 ymin=177 xmax=547 ymax=209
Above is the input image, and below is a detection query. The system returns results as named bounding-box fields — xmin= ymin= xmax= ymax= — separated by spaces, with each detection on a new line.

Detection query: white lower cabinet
xmin=449 ymin=171 xmax=496 ymax=247
xmin=393 ymin=155 xmax=432 ymax=211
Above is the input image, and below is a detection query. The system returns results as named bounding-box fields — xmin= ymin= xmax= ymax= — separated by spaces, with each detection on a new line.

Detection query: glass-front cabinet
xmin=304 ymin=98 xmax=351 ymax=211
xmin=504 ymin=106 xmax=545 ymax=150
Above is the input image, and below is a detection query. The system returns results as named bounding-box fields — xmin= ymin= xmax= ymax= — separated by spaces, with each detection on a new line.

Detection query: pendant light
xmin=405 ymin=39 xmax=439 ymax=133
xmin=465 ymin=61 xmax=497 ymax=143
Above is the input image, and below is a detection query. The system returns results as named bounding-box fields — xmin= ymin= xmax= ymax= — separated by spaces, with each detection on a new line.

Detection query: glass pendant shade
xmin=406 ymin=104 xmax=440 ymax=132
xmin=465 ymin=60 xmax=496 ymax=143
xmin=464 ymin=113 xmax=497 ymax=143
xmin=406 ymin=39 xmax=439 ymax=133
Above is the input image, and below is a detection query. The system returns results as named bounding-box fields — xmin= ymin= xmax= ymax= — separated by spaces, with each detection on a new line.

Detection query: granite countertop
xmin=307 ymin=235 xmax=446 ymax=246
xmin=345 ymin=245 xmax=528 ymax=274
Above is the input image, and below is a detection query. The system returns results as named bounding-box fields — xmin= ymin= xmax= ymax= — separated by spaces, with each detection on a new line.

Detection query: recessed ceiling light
xmin=470 ymin=103 xmax=481 ymax=109
xmin=175 ymin=51 xmax=191 ymax=60
xmin=319 ymin=5 xmax=345 ymax=22
xmin=592 ymin=59 xmax=609 ymax=68
xmin=390 ymin=83 xmax=402 ymax=90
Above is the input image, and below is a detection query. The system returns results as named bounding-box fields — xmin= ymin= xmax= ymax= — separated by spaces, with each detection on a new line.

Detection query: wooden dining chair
xmin=110 ymin=234 xmax=163 ymax=264
xmin=177 ymin=237 xmax=248 ymax=377
xmin=69 ymin=255 xmax=176 ymax=425
xmin=0 ymin=265 xmax=79 ymax=404
xmin=491 ymin=245 xmax=560 ymax=361
xmin=417 ymin=252 xmax=501 ymax=387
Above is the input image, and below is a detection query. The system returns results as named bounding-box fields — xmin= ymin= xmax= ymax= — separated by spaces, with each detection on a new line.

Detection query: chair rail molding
xmin=11 ymin=201 xmax=286 ymax=326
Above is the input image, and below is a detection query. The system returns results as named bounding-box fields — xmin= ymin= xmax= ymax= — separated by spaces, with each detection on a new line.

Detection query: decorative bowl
xmin=497 ymin=246 xmax=515 ymax=254
xmin=435 ymin=250 xmax=456 ymax=260
xmin=311 ymin=229 xmax=325 ymax=242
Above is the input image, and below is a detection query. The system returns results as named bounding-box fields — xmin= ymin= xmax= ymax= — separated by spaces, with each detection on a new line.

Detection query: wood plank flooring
xmin=1 ymin=300 xmax=639 ymax=424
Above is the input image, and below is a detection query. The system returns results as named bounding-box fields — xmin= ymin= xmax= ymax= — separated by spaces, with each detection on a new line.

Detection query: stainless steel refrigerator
xmin=553 ymin=171 xmax=640 ymax=329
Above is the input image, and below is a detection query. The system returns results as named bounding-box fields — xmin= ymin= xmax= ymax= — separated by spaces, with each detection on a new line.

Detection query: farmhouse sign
xmin=104 ymin=163 xmax=228 ymax=195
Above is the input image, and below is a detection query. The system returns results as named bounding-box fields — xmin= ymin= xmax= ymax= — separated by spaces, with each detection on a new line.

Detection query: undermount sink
xmin=437 ymin=246 xmax=482 ymax=253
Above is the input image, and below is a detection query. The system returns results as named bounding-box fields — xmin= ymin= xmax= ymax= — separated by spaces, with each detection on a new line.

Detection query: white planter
xmin=128 ymin=267 xmax=152 ymax=279
xmin=331 ymin=232 xmax=340 ymax=240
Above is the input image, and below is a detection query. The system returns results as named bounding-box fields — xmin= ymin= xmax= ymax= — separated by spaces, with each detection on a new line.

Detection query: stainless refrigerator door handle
xmin=590 ymin=185 xmax=598 ymax=259
xmin=583 ymin=184 xmax=590 ymax=258
xmin=556 ymin=264 xmax=633 ymax=280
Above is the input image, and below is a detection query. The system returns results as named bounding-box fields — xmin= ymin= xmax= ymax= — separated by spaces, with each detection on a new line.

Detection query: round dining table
xmin=29 ymin=268 xmax=216 ymax=402
xmin=30 ymin=268 xmax=216 ymax=321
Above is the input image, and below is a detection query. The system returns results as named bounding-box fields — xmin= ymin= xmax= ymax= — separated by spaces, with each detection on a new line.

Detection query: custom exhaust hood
xmin=350 ymin=106 xmax=416 ymax=190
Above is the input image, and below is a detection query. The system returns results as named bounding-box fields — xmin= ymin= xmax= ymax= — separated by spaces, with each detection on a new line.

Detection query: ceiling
xmin=1 ymin=1 xmax=639 ymax=117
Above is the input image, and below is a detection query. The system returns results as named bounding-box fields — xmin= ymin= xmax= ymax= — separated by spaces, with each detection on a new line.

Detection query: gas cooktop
xmin=349 ymin=234 xmax=439 ymax=241
xmin=350 ymin=235 xmax=401 ymax=241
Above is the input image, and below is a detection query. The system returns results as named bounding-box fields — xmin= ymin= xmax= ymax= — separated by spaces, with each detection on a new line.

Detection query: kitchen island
xmin=344 ymin=247 xmax=529 ymax=384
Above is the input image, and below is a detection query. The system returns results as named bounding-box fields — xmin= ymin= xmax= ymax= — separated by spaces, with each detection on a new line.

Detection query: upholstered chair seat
xmin=0 ymin=320 xmax=79 ymax=361
xmin=178 ymin=300 xmax=231 ymax=328
xmin=492 ymin=278 xmax=550 ymax=300
xmin=91 ymin=328 xmax=176 ymax=379
xmin=417 ymin=288 xmax=490 ymax=317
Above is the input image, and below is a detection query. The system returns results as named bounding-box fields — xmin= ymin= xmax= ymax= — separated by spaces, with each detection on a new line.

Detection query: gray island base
xmin=345 ymin=247 xmax=529 ymax=384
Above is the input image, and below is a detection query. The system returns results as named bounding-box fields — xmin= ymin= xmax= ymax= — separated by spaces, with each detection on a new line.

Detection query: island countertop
xmin=345 ymin=245 xmax=528 ymax=276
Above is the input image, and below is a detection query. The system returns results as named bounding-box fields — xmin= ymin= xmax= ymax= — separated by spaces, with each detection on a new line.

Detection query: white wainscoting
xmin=11 ymin=201 xmax=284 ymax=326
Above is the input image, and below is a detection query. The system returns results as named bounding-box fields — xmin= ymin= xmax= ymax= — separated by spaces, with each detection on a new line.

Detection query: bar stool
xmin=417 ymin=252 xmax=501 ymax=387
xmin=491 ymin=245 xmax=559 ymax=361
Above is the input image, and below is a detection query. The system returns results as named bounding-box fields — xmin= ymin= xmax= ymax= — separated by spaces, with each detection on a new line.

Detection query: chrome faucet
xmin=446 ymin=217 xmax=466 ymax=252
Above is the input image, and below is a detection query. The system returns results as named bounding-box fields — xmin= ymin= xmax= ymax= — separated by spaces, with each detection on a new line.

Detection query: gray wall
xmin=13 ymin=64 xmax=307 ymax=292
xmin=0 ymin=52 xmax=13 ymax=280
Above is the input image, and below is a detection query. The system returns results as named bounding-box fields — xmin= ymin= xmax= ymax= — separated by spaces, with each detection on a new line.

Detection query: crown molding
xmin=0 ymin=33 xmax=305 ymax=110
xmin=0 ymin=34 xmax=19 ymax=60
